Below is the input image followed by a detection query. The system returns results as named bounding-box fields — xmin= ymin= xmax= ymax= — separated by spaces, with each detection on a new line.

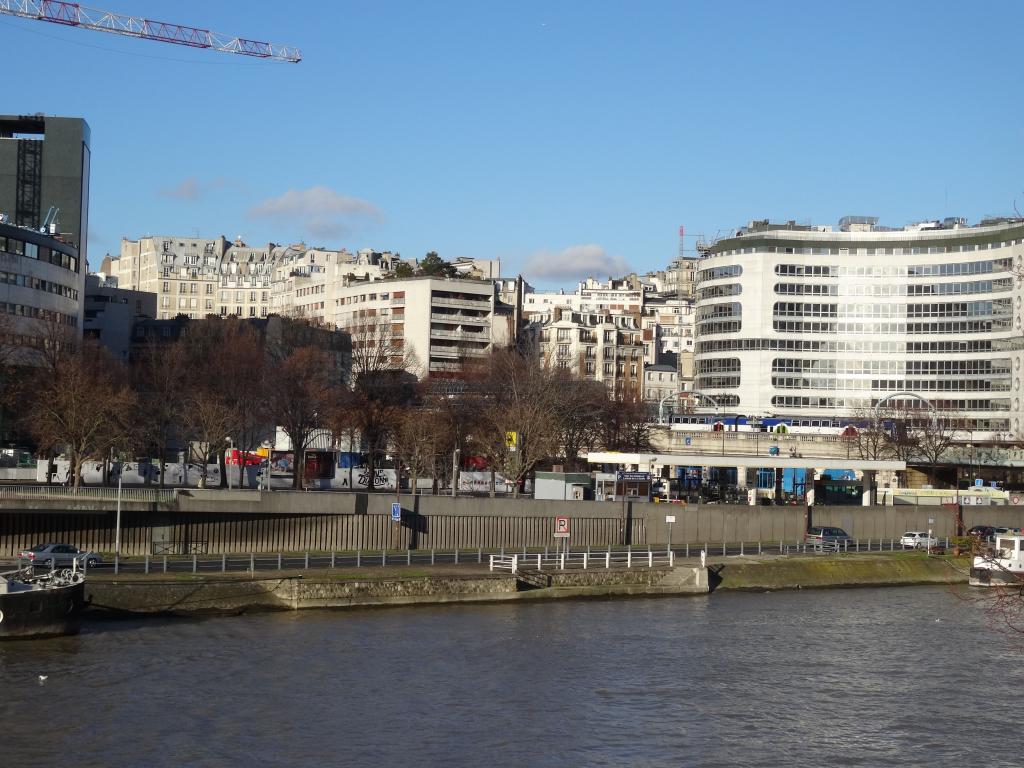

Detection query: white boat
xmin=970 ymin=533 xmax=1024 ymax=587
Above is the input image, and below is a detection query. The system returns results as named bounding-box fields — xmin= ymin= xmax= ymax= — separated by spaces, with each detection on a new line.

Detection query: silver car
xmin=899 ymin=531 xmax=938 ymax=549
xmin=18 ymin=543 xmax=102 ymax=568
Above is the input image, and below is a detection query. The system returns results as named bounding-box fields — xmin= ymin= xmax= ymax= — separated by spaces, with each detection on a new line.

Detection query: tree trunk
xmin=489 ymin=468 xmax=496 ymax=498
xmin=218 ymin=448 xmax=228 ymax=488
xmin=293 ymin=447 xmax=303 ymax=490
xmin=72 ymin=454 xmax=83 ymax=491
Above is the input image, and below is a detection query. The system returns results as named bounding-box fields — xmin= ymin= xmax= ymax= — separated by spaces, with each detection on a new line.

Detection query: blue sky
xmin=4 ymin=0 xmax=1024 ymax=288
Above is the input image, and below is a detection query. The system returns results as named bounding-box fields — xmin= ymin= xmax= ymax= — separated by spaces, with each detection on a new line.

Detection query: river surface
xmin=0 ymin=586 xmax=1020 ymax=767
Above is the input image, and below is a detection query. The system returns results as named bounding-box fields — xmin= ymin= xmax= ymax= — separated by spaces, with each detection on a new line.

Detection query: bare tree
xmin=912 ymin=413 xmax=962 ymax=488
xmin=469 ymin=346 xmax=562 ymax=498
xmin=391 ymin=406 xmax=446 ymax=497
xmin=21 ymin=343 xmax=136 ymax=489
xmin=180 ymin=390 xmax=234 ymax=488
xmin=599 ymin=392 xmax=654 ymax=453
xmin=264 ymin=346 xmax=338 ymax=490
xmin=850 ymin=403 xmax=895 ymax=461
xmin=131 ymin=338 xmax=189 ymax=487
xmin=341 ymin=320 xmax=419 ymax=491
xmin=182 ymin=318 xmax=269 ymax=488
xmin=552 ymin=375 xmax=606 ymax=471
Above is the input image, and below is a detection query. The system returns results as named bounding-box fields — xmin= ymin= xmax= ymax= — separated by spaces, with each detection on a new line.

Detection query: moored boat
xmin=970 ymin=533 xmax=1024 ymax=587
xmin=0 ymin=566 xmax=87 ymax=639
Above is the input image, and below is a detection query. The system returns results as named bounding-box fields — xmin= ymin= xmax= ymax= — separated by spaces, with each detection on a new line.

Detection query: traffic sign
xmin=554 ymin=516 xmax=570 ymax=538
xmin=617 ymin=471 xmax=651 ymax=482
xmin=391 ymin=502 xmax=401 ymax=522
xmin=665 ymin=515 xmax=676 ymax=523
xmin=1012 ymin=495 xmax=1021 ymax=505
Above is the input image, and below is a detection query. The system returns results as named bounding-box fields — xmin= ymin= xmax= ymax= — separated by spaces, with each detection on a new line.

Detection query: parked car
xmin=899 ymin=531 xmax=938 ymax=549
xmin=968 ymin=525 xmax=997 ymax=542
xmin=18 ymin=543 xmax=102 ymax=568
xmin=804 ymin=527 xmax=853 ymax=548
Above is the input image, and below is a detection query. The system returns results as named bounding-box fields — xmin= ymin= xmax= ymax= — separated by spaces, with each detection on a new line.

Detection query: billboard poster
xmin=270 ymin=451 xmax=294 ymax=477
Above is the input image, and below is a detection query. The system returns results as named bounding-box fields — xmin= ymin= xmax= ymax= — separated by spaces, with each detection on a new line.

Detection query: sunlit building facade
xmin=694 ymin=216 xmax=1024 ymax=439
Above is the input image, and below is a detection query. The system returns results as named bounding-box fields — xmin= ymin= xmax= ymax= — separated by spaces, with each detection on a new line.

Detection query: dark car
xmin=968 ymin=525 xmax=996 ymax=542
xmin=18 ymin=543 xmax=102 ymax=568
xmin=803 ymin=526 xmax=854 ymax=549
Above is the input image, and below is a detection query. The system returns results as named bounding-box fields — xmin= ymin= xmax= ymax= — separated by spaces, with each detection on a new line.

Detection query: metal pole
xmin=451 ymin=448 xmax=460 ymax=497
xmin=115 ymin=470 xmax=122 ymax=560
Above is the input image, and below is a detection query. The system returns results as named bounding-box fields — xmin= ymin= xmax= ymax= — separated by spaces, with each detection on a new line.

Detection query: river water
xmin=0 ymin=586 xmax=1019 ymax=767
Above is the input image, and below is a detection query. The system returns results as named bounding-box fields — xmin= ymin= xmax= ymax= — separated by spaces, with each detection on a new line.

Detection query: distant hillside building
xmin=333 ymin=276 xmax=496 ymax=377
xmin=529 ymin=307 xmax=644 ymax=397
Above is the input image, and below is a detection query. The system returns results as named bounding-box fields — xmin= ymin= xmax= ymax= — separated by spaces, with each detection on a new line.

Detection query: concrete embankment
xmin=711 ymin=554 xmax=969 ymax=591
xmin=82 ymin=555 xmax=968 ymax=616
xmin=85 ymin=566 xmax=710 ymax=615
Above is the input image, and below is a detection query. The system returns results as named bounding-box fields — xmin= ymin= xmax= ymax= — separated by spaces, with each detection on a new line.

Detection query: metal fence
xmin=490 ymin=549 xmax=675 ymax=574
xmin=0 ymin=485 xmax=177 ymax=504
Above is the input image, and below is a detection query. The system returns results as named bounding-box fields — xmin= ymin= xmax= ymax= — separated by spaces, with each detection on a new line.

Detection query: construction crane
xmin=0 ymin=0 xmax=301 ymax=62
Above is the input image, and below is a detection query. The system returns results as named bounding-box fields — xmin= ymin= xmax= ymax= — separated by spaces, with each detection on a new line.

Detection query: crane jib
xmin=0 ymin=0 xmax=301 ymax=62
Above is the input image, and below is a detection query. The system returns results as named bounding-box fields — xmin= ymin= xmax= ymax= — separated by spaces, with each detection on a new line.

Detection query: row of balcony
xmin=429 ymin=344 xmax=491 ymax=359
xmin=431 ymin=311 xmax=491 ymax=325
xmin=431 ymin=296 xmax=491 ymax=310
xmin=430 ymin=328 xmax=490 ymax=342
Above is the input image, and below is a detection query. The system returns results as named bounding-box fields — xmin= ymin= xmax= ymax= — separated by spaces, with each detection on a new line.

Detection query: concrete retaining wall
xmin=4 ymin=491 xmax=1024 ymax=555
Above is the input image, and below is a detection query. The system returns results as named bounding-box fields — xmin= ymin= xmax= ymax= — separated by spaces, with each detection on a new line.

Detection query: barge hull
xmin=0 ymin=581 xmax=85 ymax=639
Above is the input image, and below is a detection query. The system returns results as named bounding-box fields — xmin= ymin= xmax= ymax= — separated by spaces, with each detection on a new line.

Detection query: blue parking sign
xmin=391 ymin=502 xmax=401 ymax=522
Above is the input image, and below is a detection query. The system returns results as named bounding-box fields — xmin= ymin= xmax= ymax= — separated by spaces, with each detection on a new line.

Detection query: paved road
xmin=2 ymin=538 xmax=941 ymax=576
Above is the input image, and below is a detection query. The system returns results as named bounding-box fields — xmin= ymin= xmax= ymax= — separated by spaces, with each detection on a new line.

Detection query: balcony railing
xmin=431 ymin=296 xmax=491 ymax=310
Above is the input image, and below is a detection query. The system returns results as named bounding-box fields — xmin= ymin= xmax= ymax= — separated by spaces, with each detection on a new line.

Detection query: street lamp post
xmin=451 ymin=447 xmax=461 ymax=498
xmin=225 ymin=437 xmax=234 ymax=489
xmin=114 ymin=466 xmax=122 ymax=563
xmin=750 ymin=416 xmax=761 ymax=456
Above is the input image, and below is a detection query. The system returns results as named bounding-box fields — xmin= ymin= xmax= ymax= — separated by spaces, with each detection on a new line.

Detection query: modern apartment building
xmin=333 ymin=276 xmax=495 ymax=377
xmin=694 ymin=215 xmax=1024 ymax=439
xmin=0 ymin=115 xmax=91 ymax=270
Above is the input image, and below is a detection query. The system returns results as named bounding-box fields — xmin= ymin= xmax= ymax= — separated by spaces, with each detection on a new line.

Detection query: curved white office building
xmin=0 ymin=221 xmax=83 ymax=358
xmin=693 ymin=216 xmax=1024 ymax=440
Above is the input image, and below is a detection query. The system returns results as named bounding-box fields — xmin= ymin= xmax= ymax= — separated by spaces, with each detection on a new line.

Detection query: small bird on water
xmin=38 ymin=675 xmax=47 ymax=682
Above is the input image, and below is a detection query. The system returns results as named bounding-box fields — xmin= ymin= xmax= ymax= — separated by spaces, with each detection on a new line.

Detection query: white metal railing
xmin=0 ymin=485 xmax=177 ymax=503
xmin=490 ymin=550 xmax=675 ymax=574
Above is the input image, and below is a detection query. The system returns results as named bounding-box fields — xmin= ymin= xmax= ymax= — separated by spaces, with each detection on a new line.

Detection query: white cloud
xmin=248 ymin=186 xmax=382 ymax=239
xmin=159 ymin=177 xmax=201 ymax=200
xmin=523 ymin=244 xmax=631 ymax=282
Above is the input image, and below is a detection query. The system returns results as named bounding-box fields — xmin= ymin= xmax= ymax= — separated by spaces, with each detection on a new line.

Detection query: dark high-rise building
xmin=0 ymin=114 xmax=91 ymax=269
